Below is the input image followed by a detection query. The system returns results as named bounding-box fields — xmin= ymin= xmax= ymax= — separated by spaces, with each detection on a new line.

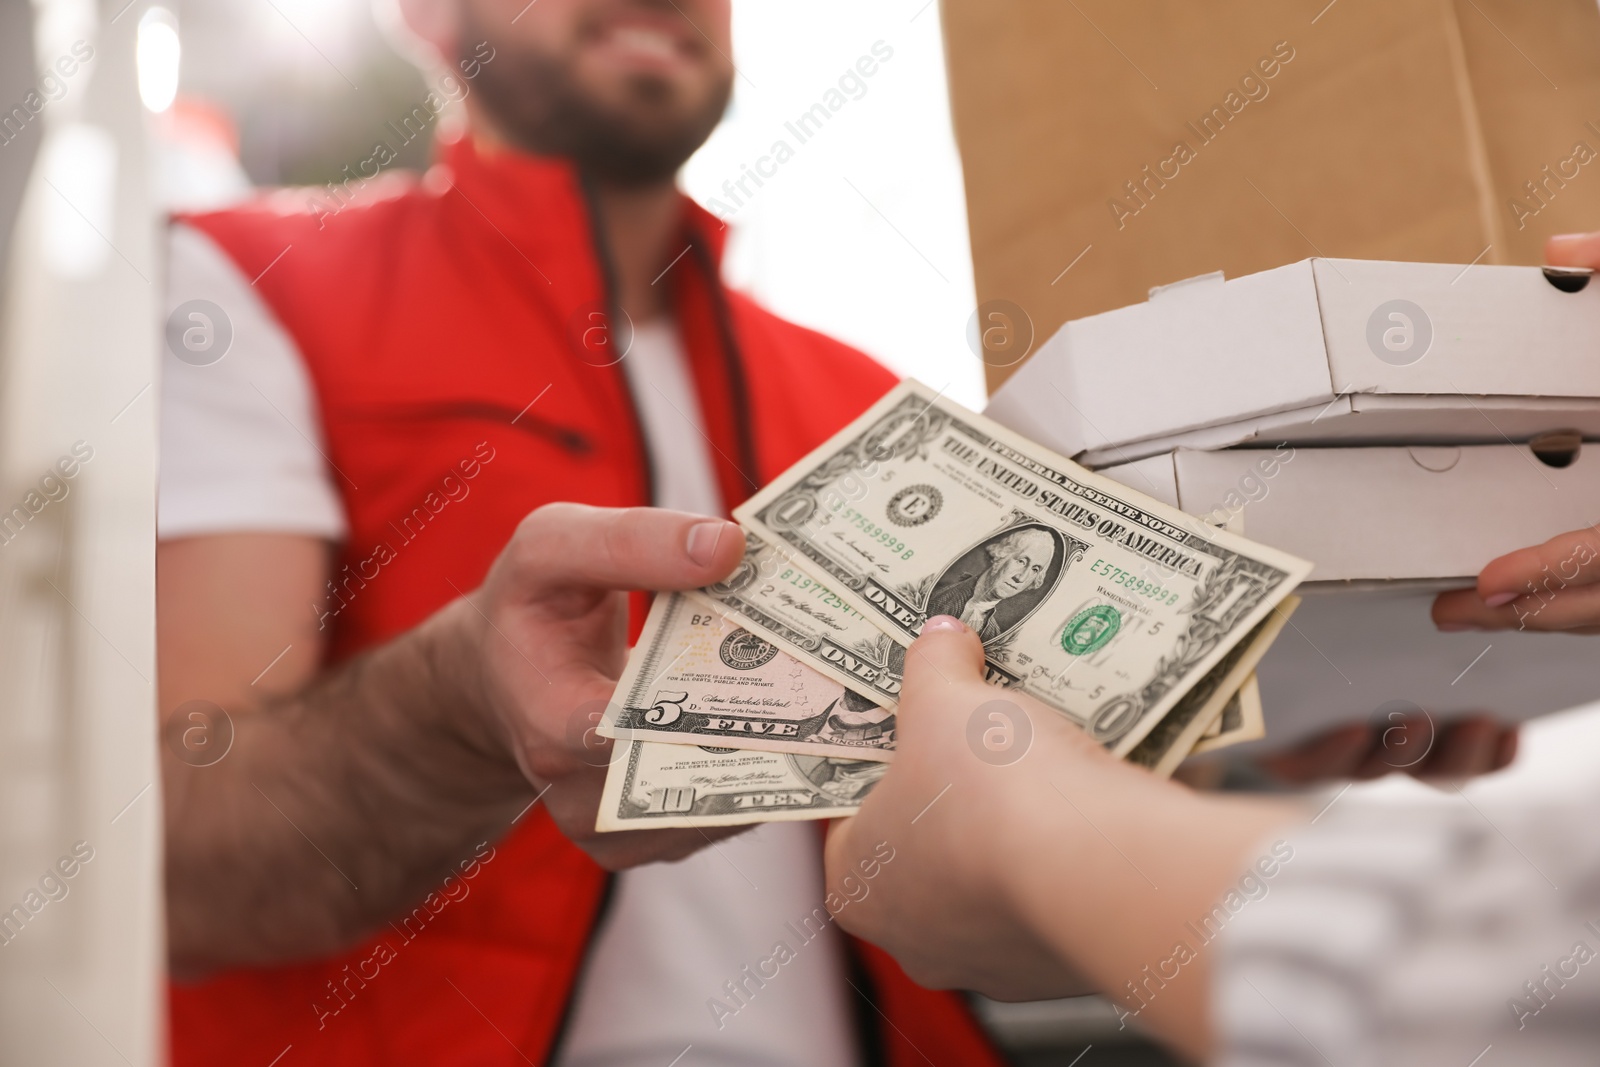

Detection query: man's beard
xmin=458 ymin=13 xmax=731 ymax=187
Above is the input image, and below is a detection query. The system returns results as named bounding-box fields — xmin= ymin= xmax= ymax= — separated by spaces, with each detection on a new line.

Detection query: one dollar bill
xmin=1193 ymin=675 xmax=1265 ymax=755
xmin=689 ymin=530 xmax=904 ymax=707
xmin=597 ymin=591 xmax=895 ymax=762
xmin=734 ymin=380 xmax=1312 ymax=758
xmin=596 ymin=605 xmax=1290 ymax=830
xmin=1127 ymin=595 xmax=1295 ymax=777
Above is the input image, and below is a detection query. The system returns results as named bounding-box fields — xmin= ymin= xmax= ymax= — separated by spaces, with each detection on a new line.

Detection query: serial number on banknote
xmin=734 ymin=380 xmax=1312 ymax=757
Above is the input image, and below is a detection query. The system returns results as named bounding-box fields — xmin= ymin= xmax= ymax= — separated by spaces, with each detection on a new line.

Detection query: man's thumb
xmin=903 ymin=616 xmax=987 ymax=693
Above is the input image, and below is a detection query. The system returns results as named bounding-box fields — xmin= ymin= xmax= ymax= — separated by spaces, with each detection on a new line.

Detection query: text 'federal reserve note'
xmin=735 ymin=380 xmax=1312 ymax=757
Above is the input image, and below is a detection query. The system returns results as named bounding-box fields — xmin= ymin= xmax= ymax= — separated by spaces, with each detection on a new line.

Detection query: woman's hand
xmin=1432 ymin=232 xmax=1600 ymax=633
xmin=1545 ymin=230 xmax=1600 ymax=270
xmin=1432 ymin=526 xmax=1600 ymax=633
xmin=825 ymin=617 xmax=1300 ymax=1061
xmin=1246 ymin=716 xmax=1518 ymax=784
xmin=824 ymin=617 xmax=1115 ymax=1002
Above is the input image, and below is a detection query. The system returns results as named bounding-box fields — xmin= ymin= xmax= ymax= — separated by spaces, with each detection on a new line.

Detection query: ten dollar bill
xmin=596 ymin=739 xmax=882 ymax=830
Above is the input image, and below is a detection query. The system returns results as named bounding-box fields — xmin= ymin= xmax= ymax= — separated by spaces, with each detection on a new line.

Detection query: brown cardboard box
xmin=944 ymin=0 xmax=1600 ymax=391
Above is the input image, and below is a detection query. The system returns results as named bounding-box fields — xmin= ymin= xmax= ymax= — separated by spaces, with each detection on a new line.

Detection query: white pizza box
xmin=1100 ymin=442 xmax=1600 ymax=582
xmin=985 ymin=258 xmax=1600 ymax=469
xmin=1099 ymin=444 xmax=1600 ymax=741
xmin=1250 ymin=582 xmax=1598 ymax=749
xmin=1078 ymin=395 xmax=1600 ymax=470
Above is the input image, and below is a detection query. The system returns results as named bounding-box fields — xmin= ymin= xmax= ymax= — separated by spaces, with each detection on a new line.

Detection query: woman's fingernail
xmin=1482 ymin=592 xmax=1517 ymax=608
xmin=922 ymin=615 xmax=966 ymax=635
xmin=686 ymin=520 xmax=729 ymax=566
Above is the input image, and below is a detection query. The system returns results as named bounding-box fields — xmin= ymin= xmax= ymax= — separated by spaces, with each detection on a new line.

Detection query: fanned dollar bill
xmin=734 ymin=380 xmax=1312 ymax=758
xmin=595 ymin=739 xmax=883 ymax=830
xmin=1192 ymin=674 xmax=1264 ymax=755
xmin=1127 ymin=596 xmax=1295 ymax=777
xmin=689 ymin=530 xmax=904 ymax=707
xmin=597 ymin=591 xmax=895 ymax=762
xmin=595 ymin=604 xmax=1290 ymax=830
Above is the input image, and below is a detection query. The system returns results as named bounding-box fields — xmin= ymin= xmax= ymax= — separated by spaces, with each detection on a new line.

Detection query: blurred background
xmin=1 ymin=0 xmax=160 ymax=1062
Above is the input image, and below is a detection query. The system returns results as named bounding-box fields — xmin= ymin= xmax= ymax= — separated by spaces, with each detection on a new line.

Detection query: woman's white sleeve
xmin=1216 ymin=788 xmax=1600 ymax=1067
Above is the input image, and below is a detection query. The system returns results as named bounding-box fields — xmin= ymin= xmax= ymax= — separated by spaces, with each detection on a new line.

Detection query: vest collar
xmin=429 ymin=132 xmax=730 ymax=291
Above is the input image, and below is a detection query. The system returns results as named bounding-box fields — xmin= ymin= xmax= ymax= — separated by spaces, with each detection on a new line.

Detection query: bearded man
xmin=157 ymin=2 xmax=1004 ymax=1064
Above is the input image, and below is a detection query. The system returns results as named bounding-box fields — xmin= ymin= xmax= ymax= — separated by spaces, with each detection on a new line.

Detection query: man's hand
xmin=455 ymin=503 xmax=745 ymax=869
xmin=162 ymin=504 xmax=744 ymax=971
xmin=1433 ymin=525 xmax=1600 ymax=634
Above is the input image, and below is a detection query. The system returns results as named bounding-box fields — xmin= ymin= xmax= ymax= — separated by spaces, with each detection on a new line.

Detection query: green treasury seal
xmin=1061 ymin=605 xmax=1121 ymax=656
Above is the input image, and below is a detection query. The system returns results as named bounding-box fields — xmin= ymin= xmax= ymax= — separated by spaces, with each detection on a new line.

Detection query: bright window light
xmin=137 ymin=7 xmax=180 ymax=112
xmin=681 ymin=0 xmax=984 ymax=409
xmin=40 ymin=122 xmax=118 ymax=279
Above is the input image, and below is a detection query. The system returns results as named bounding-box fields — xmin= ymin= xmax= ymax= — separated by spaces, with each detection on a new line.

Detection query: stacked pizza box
xmin=985 ymin=259 xmax=1600 ymax=748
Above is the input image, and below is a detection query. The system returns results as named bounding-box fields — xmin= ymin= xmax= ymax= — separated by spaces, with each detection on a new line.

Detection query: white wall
xmin=681 ymin=0 xmax=986 ymax=411
xmin=0 ymin=0 xmax=164 ymax=1062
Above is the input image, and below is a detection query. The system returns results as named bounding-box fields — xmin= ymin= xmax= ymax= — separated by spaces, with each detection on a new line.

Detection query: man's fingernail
xmin=1482 ymin=592 xmax=1517 ymax=608
xmin=686 ymin=521 xmax=729 ymax=566
xmin=922 ymin=615 xmax=966 ymax=635
xmin=1437 ymin=622 xmax=1477 ymax=632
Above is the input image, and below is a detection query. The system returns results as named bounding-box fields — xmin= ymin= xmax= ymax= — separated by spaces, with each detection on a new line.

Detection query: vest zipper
xmin=686 ymin=235 xmax=760 ymax=493
xmin=577 ymin=173 xmax=658 ymax=508
xmin=339 ymin=401 xmax=592 ymax=455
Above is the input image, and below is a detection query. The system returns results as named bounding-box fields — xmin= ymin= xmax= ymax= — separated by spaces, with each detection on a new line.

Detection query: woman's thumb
xmin=902 ymin=616 xmax=988 ymax=694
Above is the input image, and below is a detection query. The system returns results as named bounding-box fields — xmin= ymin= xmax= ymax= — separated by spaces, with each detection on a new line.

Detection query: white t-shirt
xmin=160 ymin=223 xmax=860 ymax=1066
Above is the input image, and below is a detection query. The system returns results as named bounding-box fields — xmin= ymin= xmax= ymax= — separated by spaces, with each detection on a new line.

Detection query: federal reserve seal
xmin=1061 ymin=605 xmax=1121 ymax=656
xmin=886 ymin=484 xmax=942 ymax=527
xmin=719 ymin=630 xmax=779 ymax=670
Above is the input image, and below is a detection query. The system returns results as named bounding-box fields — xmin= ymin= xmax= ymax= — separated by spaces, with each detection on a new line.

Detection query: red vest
xmin=170 ymin=136 xmax=1005 ymax=1067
